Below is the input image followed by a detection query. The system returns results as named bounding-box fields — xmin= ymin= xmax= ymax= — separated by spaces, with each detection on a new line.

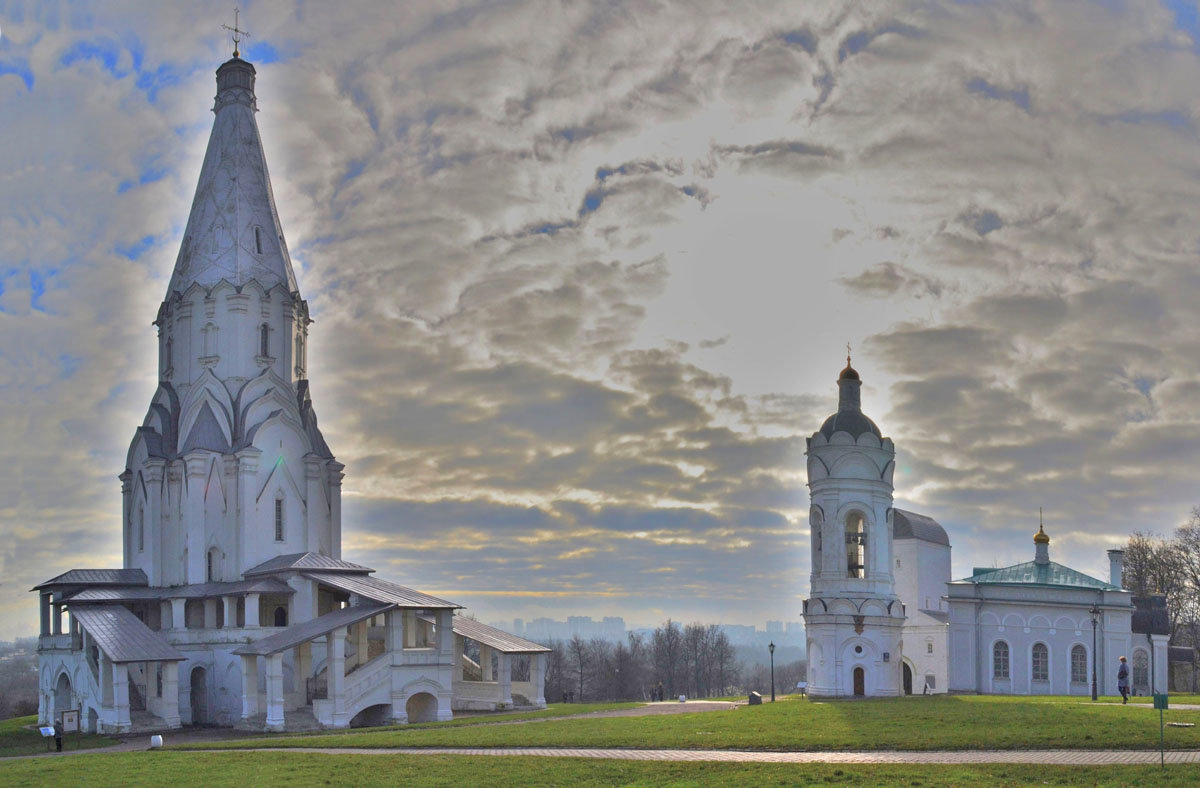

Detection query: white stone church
xmin=35 ymin=54 xmax=548 ymax=734
xmin=802 ymin=361 xmax=1168 ymax=698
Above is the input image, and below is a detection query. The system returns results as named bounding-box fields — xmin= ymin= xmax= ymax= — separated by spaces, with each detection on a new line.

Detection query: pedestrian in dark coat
xmin=53 ymin=719 xmax=63 ymax=752
xmin=1117 ymin=656 xmax=1130 ymax=704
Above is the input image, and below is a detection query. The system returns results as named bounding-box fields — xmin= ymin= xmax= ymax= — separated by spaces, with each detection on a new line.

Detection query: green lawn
xmin=0 ymin=715 xmax=117 ymax=758
xmin=179 ymin=695 xmax=1200 ymax=752
xmin=1 ymin=751 xmax=1199 ymax=787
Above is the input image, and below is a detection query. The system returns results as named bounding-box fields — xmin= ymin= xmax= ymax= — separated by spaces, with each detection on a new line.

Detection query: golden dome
xmin=1034 ymin=524 xmax=1050 ymax=544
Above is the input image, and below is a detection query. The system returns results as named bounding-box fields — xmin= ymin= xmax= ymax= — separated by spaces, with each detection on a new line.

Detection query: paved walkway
xmin=195 ymin=746 xmax=1200 ymax=764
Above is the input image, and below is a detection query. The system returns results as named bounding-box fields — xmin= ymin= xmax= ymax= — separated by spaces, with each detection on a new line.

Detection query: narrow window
xmin=927 ymin=642 xmax=933 ymax=655
xmin=165 ymin=338 xmax=173 ymax=371
xmin=846 ymin=512 xmax=866 ymax=578
xmin=260 ymin=323 xmax=270 ymax=357
xmin=993 ymin=641 xmax=1010 ymax=679
xmin=156 ymin=663 xmax=163 ymax=697
xmin=207 ymin=550 xmax=215 ymax=582
xmin=137 ymin=507 xmax=144 ymax=553
xmin=254 ymin=226 xmax=263 ymax=255
xmin=1032 ymin=643 xmax=1049 ymax=681
xmin=274 ymin=498 xmax=284 ymax=541
xmin=274 ymin=606 xmax=288 ymax=627
xmin=1071 ymin=645 xmax=1087 ymax=683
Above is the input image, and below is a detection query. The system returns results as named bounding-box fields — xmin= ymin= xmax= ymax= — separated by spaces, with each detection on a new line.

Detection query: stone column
xmin=296 ymin=643 xmax=312 ymax=703
xmin=1151 ymin=634 xmax=1170 ymax=694
xmin=437 ymin=609 xmax=454 ymax=660
xmin=453 ymin=634 xmax=465 ymax=682
xmin=328 ymin=627 xmax=347 ymax=727
xmin=51 ymin=597 xmax=63 ymax=635
xmin=328 ymin=462 xmax=345 ymax=559
xmin=240 ymin=655 xmax=260 ymax=720
xmin=161 ymin=661 xmax=181 ymax=728
xmin=304 ymin=454 xmax=324 ymax=553
xmin=183 ymin=452 xmax=209 ymax=583
xmin=387 ymin=611 xmax=407 ymax=723
xmin=403 ymin=610 xmax=417 ymax=648
xmin=143 ymin=458 xmax=166 ymax=586
xmin=236 ymin=449 xmax=261 ymax=577
xmin=265 ymin=653 xmax=285 ymax=731
xmin=40 ymin=593 xmax=51 ymax=636
xmin=481 ymin=645 xmax=493 ymax=681
xmin=223 ymin=596 xmax=237 ymax=628
xmin=245 ymin=593 xmax=260 ymax=627
xmin=112 ymin=661 xmax=131 ymax=732
xmin=120 ymin=469 xmax=133 ymax=567
xmin=170 ymin=598 xmax=186 ymax=630
xmin=203 ymin=598 xmax=218 ymax=629
xmin=533 ymin=653 xmax=547 ymax=707
xmin=357 ymin=620 xmax=369 ymax=667
xmin=498 ymin=652 xmax=513 ymax=707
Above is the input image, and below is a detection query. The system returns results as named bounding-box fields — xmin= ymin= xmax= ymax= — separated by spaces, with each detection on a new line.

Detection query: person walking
xmin=1117 ymin=656 xmax=1130 ymax=704
xmin=53 ymin=718 xmax=63 ymax=752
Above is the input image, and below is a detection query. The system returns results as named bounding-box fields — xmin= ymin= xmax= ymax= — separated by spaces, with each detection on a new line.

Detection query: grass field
xmin=178 ymin=695 xmax=1200 ymax=752
xmin=0 ymin=715 xmax=117 ymax=758
xmin=2 ymin=751 xmax=1200 ymax=787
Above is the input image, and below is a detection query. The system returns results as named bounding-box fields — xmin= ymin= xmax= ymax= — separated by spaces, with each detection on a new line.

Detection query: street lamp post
xmin=769 ymin=642 xmax=776 ymax=702
xmin=1090 ymin=604 xmax=1100 ymax=701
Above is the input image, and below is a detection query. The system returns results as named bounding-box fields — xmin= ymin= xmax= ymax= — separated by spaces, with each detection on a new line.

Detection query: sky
xmin=3 ymin=0 xmax=1200 ymax=640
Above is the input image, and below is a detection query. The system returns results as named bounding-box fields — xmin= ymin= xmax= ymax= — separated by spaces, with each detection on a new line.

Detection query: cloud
xmin=6 ymin=0 xmax=1200 ymax=636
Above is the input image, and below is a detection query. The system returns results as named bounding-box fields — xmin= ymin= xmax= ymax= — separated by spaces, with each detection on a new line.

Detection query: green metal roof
xmin=957 ymin=560 xmax=1119 ymax=591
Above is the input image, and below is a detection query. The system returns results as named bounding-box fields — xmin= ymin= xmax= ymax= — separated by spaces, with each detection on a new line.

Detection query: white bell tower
xmin=802 ymin=357 xmax=905 ymax=697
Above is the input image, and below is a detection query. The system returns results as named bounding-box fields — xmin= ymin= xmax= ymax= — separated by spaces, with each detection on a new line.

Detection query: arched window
xmin=1032 ymin=643 xmax=1049 ymax=681
xmin=203 ymin=323 xmax=218 ymax=356
xmin=1133 ymin=651 xmax=1150 ymax=690
xmin=274 ymin=497 xmax=284 ymax=542
xmin=165 ymin=338 xmax=173 ymax=371
xmin=254 ymin=226 xmax=263 ymax=255
xmin=1071 ymin=645 xmax=1087 ymax=684
xmin=993 ymin=641 xmax=1010 ymax=679
xmin=260 ymin=323 xmax=270 ymax=357
xmin=206 ymin=549 xmax=218 ymax=582
xmin=273 ymin=606 xmax=287 ymax=627
xmin=846 ymin=512 xmax=866 ymax=578
xmin=137 ymin=506 xmax=144 ymax=553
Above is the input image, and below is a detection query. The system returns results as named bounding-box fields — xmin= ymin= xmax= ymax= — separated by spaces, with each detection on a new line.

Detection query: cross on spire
xmin=221 ymin=7 xmax=251 ymax=58
xmin=846 ymin=342 xmax=852 ymax=366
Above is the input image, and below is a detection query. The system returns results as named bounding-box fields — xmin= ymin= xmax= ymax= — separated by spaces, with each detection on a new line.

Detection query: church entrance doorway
xmin=190 ymin=666 xmax=209 ymax=725
xmin=54 ymin=672 xmax=72 ymax=717
xmin=903 ymin=663 xmax=913 ymax=695
xmin=853 ymin=667 xmax=865 ymax=696
xmin=405 ymin=692 xmax=438 ymax=723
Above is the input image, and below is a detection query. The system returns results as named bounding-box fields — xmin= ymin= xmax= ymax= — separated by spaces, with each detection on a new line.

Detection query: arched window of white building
xmin=260 ymin=323 xmax=270 ymax=358
xmin=137 ymin=506 xmax=144 ymax=553
xmin=165 ymin=338 xmax=173 ymax=371
xmin=846 ymin=511 xmax=866 ymax=578
xmin=1133 ymin=650 xmax=1150 ymax=691
xmin=1070 ymin=645 xmax=1087 ymax=684
xmin=1032 ymin=642 xmax=1049 ymax=682
xmin=203 ymin=323 xmax=218 ymax=357
xmin=993 ymin=641 xmax=1010 ymax=679
xmin=274 ymin=497 xmax=284 ymax=542
xmin=254 ymin=226 xmax=263 ymax=255
xmin=207 ymin=548 xmax=219 ymax=582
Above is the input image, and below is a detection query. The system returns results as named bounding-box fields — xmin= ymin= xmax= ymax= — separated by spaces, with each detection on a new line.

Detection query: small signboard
xmin=60 ymin=709 xmax=79 ymax=733
xmin=1154 ymin=693 xmax=1169 ymax=710
xmin=38 ymin=727 xmax=55 ymax=737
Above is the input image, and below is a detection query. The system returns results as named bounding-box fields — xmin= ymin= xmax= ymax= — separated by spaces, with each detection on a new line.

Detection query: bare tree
xmin=568 ymin=634 xmax=590 ymax=701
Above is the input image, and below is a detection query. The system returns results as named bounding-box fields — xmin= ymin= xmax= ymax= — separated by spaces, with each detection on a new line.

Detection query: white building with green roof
xmin=946 ymin=527 xmax=1166 ymax=696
